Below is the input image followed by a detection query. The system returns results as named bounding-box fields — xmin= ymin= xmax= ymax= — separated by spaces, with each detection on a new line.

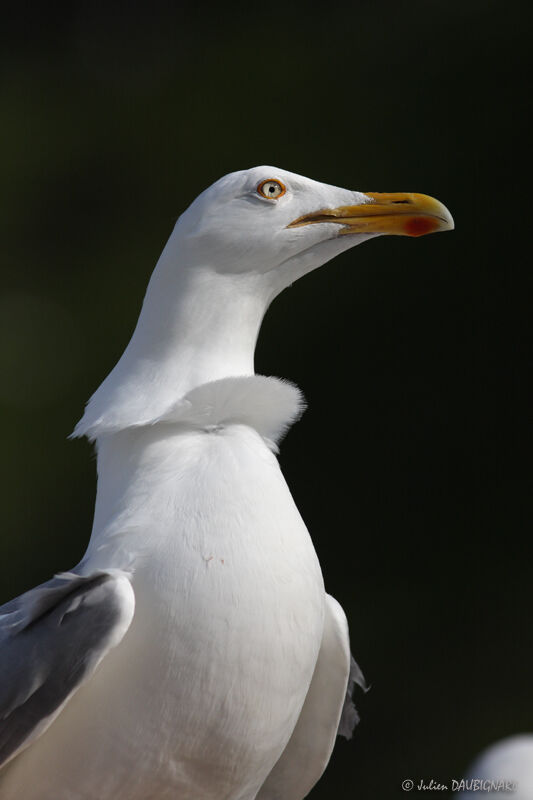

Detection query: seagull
xmin=456 ymin=735 xmax=533 ymax=798
xmin=0 ymin=167 xmax=453 ymax=799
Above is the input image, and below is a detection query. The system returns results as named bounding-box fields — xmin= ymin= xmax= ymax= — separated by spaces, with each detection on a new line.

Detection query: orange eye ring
xmin=257 ymin=179 xmax=286 ymax=200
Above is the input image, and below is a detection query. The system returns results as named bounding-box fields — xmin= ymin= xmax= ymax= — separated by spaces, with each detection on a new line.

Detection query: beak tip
xmin=438 ymin=212 xmax=454 ymax=235
xmin=410 ymin=201 xmax=454 ymax=237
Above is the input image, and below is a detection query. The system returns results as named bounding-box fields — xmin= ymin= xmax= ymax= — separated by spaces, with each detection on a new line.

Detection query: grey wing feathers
xmin=0 ymin=570 xmax=134 ymax=769
xmin=337 ymin=654 xmax=367 ymax=739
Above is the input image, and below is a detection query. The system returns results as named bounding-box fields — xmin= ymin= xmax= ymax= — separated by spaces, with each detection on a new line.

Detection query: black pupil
xmin=269 ymin=185 xmax=276 ymax=193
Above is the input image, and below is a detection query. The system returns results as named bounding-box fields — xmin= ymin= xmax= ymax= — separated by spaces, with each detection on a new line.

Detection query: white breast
xmin=2 ymin=380 xmax=325 ymax=800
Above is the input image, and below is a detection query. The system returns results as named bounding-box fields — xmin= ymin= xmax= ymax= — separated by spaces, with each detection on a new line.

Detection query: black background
xmin=0 ymin=2 xmax=532 ymax=796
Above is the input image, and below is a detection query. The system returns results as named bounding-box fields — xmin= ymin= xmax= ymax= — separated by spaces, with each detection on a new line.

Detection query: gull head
xmin=74 ymin=166 xmax=453 ymax=439
xmin=173 ymin=165 xmax=454 ymax=290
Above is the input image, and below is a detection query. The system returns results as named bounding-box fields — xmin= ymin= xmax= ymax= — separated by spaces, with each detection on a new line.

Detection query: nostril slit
xmin=391 ymin=199 xmax=410 ymax=204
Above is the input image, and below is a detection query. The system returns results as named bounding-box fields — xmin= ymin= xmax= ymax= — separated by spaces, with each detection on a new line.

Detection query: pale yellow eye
xmin=257 ymin=179 xmax=286 ymax=200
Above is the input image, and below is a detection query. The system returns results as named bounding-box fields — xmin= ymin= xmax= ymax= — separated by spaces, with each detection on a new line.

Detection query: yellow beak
xmin=287 ymin=192 xmax=454 ymax=238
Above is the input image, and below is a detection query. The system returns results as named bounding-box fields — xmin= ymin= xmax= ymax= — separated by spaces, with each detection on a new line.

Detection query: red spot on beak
xmin=403 ymin=217 xmax=440 ymax=237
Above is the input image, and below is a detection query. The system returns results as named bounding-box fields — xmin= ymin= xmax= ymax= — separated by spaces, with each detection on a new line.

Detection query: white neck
xmin=73 ymin=234 xmax=276 ymax=440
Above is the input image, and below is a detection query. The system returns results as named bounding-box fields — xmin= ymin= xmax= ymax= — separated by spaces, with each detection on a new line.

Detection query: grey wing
xmin=256 ymin=594 xmax=366 ymax=800
xmin=0 ymin=569 xmax=135 ymax=769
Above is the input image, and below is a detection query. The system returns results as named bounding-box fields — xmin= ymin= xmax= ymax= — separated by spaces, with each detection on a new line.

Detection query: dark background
xmin=1 ymin=2 xmax=531 ymax=797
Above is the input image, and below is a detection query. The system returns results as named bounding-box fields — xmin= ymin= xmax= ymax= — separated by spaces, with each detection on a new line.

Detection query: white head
xmin=171 ymin=165 xmax=453 ymax=288
xmin=75 ymin=166 xmax=453 ymax=439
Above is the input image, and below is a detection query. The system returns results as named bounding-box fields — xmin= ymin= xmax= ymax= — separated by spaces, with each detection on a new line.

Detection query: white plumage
xmin=0 ymin=167 xmax=452 ymax=799
xmin=457 ymin=735 xmax=533 ymax=799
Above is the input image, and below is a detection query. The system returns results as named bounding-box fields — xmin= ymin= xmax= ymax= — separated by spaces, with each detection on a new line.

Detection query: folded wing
xmin=0 ymin=570 xmax=135 ymax=769
xmin=256 ymin=593 xmax=366 ymax=800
